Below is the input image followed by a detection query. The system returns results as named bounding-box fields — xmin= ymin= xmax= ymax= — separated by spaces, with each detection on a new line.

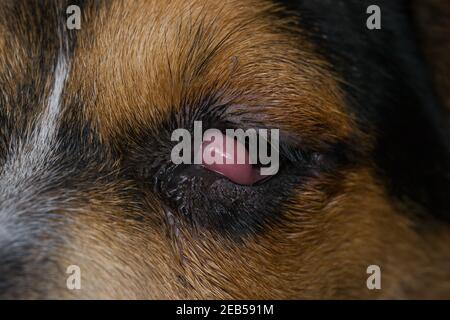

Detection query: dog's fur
xmin=0 ymin=0 xmax=449 ymax=299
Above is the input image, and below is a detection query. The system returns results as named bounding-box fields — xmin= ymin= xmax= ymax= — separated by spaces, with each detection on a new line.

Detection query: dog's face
xmin=0 ymin=0 xmax=449 ymax=299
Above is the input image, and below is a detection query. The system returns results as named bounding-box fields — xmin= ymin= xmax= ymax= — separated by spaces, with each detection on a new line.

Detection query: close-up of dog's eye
xmin=0 ymin=0 xmax=449 ymax=308
xmin=136 ymin=123 xmax=317 ymax=236
xmin=200 ymin=133 xmax=269 ymax=185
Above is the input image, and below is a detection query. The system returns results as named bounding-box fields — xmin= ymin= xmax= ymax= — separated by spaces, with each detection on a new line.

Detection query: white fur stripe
xmin=35 ymin=52 xmax=69 ymax=146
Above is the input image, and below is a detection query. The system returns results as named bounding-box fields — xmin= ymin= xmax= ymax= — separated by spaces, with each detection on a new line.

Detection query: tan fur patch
xmin=62 ymin=168 xmax=450 ymax=299
xmin=68 ymin=0 xmax=353 ymax=148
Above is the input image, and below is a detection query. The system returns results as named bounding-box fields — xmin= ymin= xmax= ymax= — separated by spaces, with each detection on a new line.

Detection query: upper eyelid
xmin=173 ymin=102 xmax=311 ymax=165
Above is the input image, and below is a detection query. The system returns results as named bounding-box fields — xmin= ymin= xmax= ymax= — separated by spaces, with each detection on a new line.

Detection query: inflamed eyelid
xmin=198 ymin=131 xmax=268 ymax=186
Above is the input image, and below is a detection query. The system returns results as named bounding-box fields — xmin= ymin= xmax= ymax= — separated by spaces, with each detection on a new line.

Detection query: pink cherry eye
xmin=199 ymin=131 xmax=267 ymax=186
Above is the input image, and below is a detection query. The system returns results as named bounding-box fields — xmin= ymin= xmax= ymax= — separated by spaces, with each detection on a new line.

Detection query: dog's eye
xmin=130 ymin=113 xmax=329 ymax=237
xmin=149 ymin=131 xmax=319 ymax=238
xmin=200 ymin=131 xmax=266 ymax=185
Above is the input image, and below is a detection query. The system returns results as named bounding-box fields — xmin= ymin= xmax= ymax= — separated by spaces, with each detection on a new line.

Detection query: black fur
xmin=277 ymin=0 xmax=450 ymax=221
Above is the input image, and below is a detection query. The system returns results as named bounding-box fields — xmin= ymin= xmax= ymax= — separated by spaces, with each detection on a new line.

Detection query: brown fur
xmin=0 ymin=0 xmax=449 ymax=299
xmin=69 ymin=0 xmax=353 ymax=146
xmin=64 ymin=0 xmax=449 ymax=299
